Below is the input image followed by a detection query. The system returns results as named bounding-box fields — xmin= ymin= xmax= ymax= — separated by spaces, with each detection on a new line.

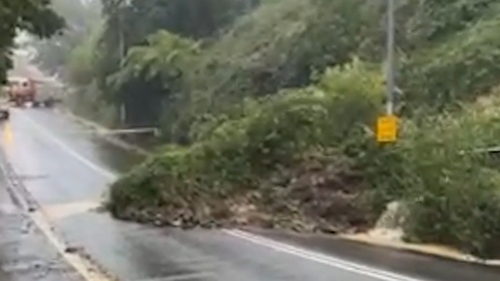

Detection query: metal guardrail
xmin=459 ymin=146 xmax=500 ymax=155
xmin=66 ymin=128 xmax=159 ymax=136
xmin=472 ymin=146 xmax=500 ymax=154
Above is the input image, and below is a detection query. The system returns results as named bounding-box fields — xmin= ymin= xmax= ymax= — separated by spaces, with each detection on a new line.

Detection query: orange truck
xmin=5 ymin=76 xmax=37 ymax=106
xmin=4 ymin=76 xmax=59 ymax=108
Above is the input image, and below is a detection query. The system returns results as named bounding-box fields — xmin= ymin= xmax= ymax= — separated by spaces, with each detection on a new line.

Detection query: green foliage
xmin=193 ymin=58 xmax=384 ymax=181
xmin=0 ymin=0 xmax=65 ymax=82
xmin=28 ymin=0 xmax=500 ymax=258
xmin=94 ymin=0 xmax=260 ymax=126
xmin=395 ymin=105 xmax=500 ymax=258
xmin=66 ymin=80 xmax=119 ymax=127
xmin=403 ymin=7 xmax=500 ymax=113
xmin=112 ymin=56 xmax=500 ymax=258
xmin=29 ymin=0 xmax=101 ymax=76
xmin=107 ymin=30 xmax=200 ymax=131
xmin=110 ymin=30 xmax=199 ymax=87
xmin=405 ymin=0 xmax=497 ymax=44
xmin=108 ymin=58 xmax=386 ymax=222
xmin=67 ymin=24 xmax=103 ymax=86
xmin=183 ymin=0 xmax=385 ymax=127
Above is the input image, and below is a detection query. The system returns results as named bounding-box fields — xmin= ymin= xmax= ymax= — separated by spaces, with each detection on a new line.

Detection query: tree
xmin=0 ymin=0 xmax=65 ymax=83
xmin=30 ymin=0 xmax=101 ymax=75
xmin=92 ymin=0 xmax=259 ymax=128
xmin=109 ymin=30 xmax=200 ymax=137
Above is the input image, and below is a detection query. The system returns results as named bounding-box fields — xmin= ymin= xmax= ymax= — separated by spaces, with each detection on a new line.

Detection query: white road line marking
xmin=20 ymin=111 xmax=431 ymax=281
xmin=223 ymin=229 xmax=431 ymax=281
xmin=0 ymin=137 xmax=114 ymax=281
xmin=31 ymin=210 xmax=114 ymax=281
xmin=17 ymin=111 xmax=117 ymax=180
xmin=136 ymin=272 xmax=214 ymax=281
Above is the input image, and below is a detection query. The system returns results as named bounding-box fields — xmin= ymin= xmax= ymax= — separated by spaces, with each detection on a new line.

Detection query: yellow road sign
xmin=376 ymin=115 xmax=398 ymax=143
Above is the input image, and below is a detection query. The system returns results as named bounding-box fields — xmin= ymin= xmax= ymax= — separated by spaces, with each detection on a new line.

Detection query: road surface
xmin=0 ymin=157 xmax=84 ymax=281
xmin=1 ymin=108 xmax=500 ymax=281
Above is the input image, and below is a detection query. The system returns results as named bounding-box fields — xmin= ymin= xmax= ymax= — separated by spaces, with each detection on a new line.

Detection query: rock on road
xmin=1 ymin=108 xmax=500 ymax=281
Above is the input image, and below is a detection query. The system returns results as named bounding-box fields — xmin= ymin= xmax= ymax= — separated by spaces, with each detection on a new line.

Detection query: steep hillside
xmin=181 ymin=0 xmax=386 ymax=137
xmin=29 ymin=0 xmax=500 ymax=259
xmin=403 ymin=2 xmax=500 ymax=113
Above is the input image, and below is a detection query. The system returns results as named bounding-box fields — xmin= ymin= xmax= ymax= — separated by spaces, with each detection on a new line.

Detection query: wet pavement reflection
xmin=0 ymin=171 xmax=83 ymax=281
xmin=19 ymin=109 xmax=146 ymax=174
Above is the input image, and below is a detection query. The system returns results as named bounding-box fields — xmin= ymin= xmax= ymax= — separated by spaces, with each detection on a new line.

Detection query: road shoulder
xmin=0 ymin=173 xmax=84 ymax=281
xmin=0 ymin=145 xmax=117 ymax=281
xmin=244 ymin=227 xmax=500 ymax=281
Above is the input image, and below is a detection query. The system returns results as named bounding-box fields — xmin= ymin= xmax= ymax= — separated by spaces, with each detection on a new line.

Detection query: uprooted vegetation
xmin=28 ymin=0 xmax=500 ymax=259
xmin=109 ymin=60 xmax=386 ymax=232
xmin=108 ymin=58 xmax=500 ymax=258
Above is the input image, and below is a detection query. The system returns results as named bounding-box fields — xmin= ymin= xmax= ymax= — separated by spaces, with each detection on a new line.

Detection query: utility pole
xmin=118 ymin=0 xmax=128 ymax=125
xmin=376 ymin=0 xmax=398 ymax=143
xmin=385 ymin=0 xmax=395 ymax=115
xmin=118 ymin=1 xmax=126 ymax=59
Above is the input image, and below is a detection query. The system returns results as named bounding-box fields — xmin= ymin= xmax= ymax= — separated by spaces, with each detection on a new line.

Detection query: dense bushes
xmin=110 ymin=56 xmax=500 ymax=257
xmin=32 ymin=0 xmax=500 ymax=259
xmin=396 ymin=107 xmax=500 ymax=257
xmin=403 ymin=10 xmax=500 ymax=113
xmin=109 ymin=59 xmax=386 ymax=226
xmin=181 ymin=0 xmax=387 ymax=133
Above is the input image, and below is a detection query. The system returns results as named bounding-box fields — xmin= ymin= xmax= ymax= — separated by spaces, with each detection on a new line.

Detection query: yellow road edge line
xmin=31 ymin=210 xmax=118 ymax=281
xmin=338 ymin=234 xmax=500 ymax=266
xmin=0 ymin=123 xmax=117 ymax=281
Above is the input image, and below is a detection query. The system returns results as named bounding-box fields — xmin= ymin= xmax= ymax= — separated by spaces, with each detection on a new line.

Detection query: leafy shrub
xmin=109 ymin=58 xmax=386 ymax=216
xmin=396 ymin=105 xmax=500 ymax=258
xmin=403 ymin=10 xmax=500 ymax=112
xmin=109 ymin=56 xmax=500 ymax=258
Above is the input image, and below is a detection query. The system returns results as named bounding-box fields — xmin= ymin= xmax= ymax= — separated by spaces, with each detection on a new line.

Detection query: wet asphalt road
xmin=0 ymin=162 xmax=83 ymax=281
xmin=1 ymin=108 xmax=500 ymax=281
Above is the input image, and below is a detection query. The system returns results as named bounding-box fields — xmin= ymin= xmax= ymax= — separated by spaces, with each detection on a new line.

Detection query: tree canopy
xmin=29 ymin=0 xmax=100 ymax=77
xmin=0 ymin=0 xmax=65 ymax=83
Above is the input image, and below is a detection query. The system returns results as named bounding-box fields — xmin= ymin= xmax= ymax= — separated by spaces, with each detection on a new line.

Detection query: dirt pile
xmin=109 ymin=153 xmax=374 ymax=234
